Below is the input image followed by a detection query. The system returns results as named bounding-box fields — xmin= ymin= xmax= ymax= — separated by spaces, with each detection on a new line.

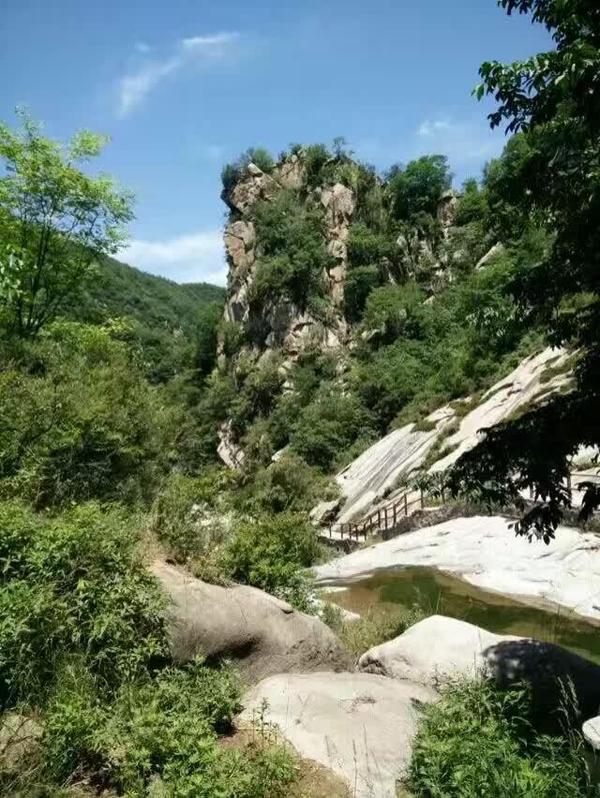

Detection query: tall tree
xmin=0 ymin=110 xmax=134 ymax=337
xmin=448 ymin=0 xmax=600 ymax=540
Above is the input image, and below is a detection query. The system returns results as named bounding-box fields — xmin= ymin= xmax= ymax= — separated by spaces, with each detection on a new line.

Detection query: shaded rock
xmin=437 ymin=189 xmax=459 ymax=234
xmin=217 ymin=420 xmax=245 ymax=470
xmin=239 ymin=671 xmax=437 ymax=798
xmin=226 ymin=163 xmax=278 ymax=215
xmin=359 ymin=615 xmax=600 ymax=722
xmin=150 ymin=561 xmax=351 ymax=683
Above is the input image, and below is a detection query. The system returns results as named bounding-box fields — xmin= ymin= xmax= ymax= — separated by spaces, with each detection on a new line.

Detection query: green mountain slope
xmin=75 ymin=255 xmax=225 ymax=334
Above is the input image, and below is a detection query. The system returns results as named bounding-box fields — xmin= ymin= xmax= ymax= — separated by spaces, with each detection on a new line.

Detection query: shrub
xmin=335 ymin=605 xmax=425 ymax=659
xmin=221 ymin=147 xmax=275 ymax=192
xmin=42 ymin=658 xmax=296 ymax=797
xmin=250 ymin=190 xmax=332 ymax=309
xmin=0 ymin=501 xmax=167 ymax=707
xmin=407 ymin=679 xmax=591 ymax=798
xmin=291 ymin=390 xmax=375 ymax=471
xmin=0 ymin=322 xmax=173 ymax=507
xmin=242 ymin=453 xmax=338 ymax=514
xmin=220 ymin=513 xmax=319 ymax=608
xmin=150 ymin=470 xmax=234 ymax=562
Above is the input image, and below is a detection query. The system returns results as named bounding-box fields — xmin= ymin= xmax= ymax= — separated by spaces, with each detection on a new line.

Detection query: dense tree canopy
xmin=0 ymin=110 xmax=133 ymax=337
xmin=449 ymin=0 xmax=600 ymax=540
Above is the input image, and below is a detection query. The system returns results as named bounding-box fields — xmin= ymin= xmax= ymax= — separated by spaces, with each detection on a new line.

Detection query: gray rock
xmin=239 ymin=671 xmax=437 ymax=798
xmin=359 ymin=615 xmax=600 ymax=722
xmin=583 ymin=716 xmax=600 ymax=751
xmin=150 ymin=561 xmax=351 ymax=683
xmin=0 ymin=713 xmax=42 ymax=771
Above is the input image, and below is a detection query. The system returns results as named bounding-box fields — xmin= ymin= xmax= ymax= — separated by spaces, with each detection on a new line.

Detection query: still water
xmin=325 ymin=566 xmax=600 ymax=664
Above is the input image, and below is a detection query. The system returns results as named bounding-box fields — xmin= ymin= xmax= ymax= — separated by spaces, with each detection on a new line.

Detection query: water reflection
xmin=325 ymin=566 xmax=600 ymax=664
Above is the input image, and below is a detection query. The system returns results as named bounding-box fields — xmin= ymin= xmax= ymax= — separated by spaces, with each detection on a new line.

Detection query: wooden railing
xmin=325 ymin=470 xmax=600 ymax=543
xmin=324 ymin=489 xmax=426 ymax=541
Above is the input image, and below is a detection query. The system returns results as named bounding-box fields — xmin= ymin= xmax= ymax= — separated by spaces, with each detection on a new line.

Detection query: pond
xmin=324 ymin=566 xmax=600 ymax=665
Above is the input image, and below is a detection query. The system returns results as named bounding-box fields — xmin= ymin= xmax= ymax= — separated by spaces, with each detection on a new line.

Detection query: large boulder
xmin=150 ymin=561 xmax=351 ymax=683
xmin=239 ymin=671 xmax=437 ymax=798
xmin=359 ymin=615 xmax=600 ymax=721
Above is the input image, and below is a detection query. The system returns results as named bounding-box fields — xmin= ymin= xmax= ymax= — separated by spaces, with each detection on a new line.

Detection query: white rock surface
xmin=359 ymin=615 xmax=600 ymax=721
xmin=319 ymin=348 xmax=570 ymax=525
xmin=583 ymin=716 xmax=600 ymax=751
xmin=359 ymin=615 xmax=519 ymax=685
xmin=314 ymin=515 xmax=600 ymax=622
xmin=335 ymin=406 xmax=454 ymax=523
xmin=239 ymin=671 xmax=437 ymax=798
xmin=429 ymin=348 xmax=571 ymax=473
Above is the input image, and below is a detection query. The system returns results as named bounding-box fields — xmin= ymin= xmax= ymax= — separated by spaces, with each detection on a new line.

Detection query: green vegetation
xmin=3 ymin=1 xmax=598 ymax=789
xmin=445 ymin=0 xmax=600 ymax=540
xmin=407 ymin=679 xmax=592 ymax=797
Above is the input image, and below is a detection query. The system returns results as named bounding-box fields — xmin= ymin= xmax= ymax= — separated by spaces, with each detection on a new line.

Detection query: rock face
xmin=359 ymin=615 xmax=517 ymax=685
xmin=0 ymin=713 xmax=42 ymax=771
xmin=360 ymin=615 xmax=600 ymax=723
xmin=150 ymin=561 xmax=351 ymax=683
xmin=239 ymin=671 xmax=437 ymax=798
xmin=316 ymin=347 xmax=571 ymax=524
xmin=314 ymin=515 xmax=600 ymax=623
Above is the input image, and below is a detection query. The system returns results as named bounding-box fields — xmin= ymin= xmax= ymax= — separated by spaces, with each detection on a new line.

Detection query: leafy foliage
xmin=0 ymin=110 xmax=134 ymax=337
xmin=0 ymin=501 xmax=167 ymax=708
xmin=220 ymin=513 xmax=320 ymax=608
xmin=408 ymin=679 xmax=591 ymax=797
xmin=449 ymin=0 xmax=600 ymax=538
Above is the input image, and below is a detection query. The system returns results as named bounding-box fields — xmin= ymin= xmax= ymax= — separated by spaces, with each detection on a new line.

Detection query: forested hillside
xmin=75 ymin=255 xmax=224 ymax=334
xmin=208 ymin=141 xmax=546 ymax=476
xmin=1 ymin=1 xmax=599 ymax=795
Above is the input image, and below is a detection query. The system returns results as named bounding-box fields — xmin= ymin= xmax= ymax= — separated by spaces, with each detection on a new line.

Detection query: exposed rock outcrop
xmin=359 ymin=615 xmax=600 ymax=722
xmin=316 ymin=347 xmax=572 ymax=524
xmin=150 ymin=561 xmax=351 ymax=683
xmin=314 ymin=515 xmax=600 ymax=623
xmin=239 ymin=671 xmax=437 ymax=798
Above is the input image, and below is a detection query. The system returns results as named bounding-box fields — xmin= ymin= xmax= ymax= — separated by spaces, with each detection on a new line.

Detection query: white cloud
xmin=117 ymin=32 xmax=240 ymax=116
xmin=415 ymin=116 xmax=501 ymax=163
xmin=120 ymin=229 xmax=226 ymax=285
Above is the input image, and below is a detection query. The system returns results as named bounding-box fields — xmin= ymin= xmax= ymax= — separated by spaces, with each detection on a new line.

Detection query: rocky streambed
xmin=314 ymin=515 xmax=600 ymax=625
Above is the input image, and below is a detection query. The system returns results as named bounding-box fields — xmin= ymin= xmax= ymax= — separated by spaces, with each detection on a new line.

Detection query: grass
xmin=323 ymin=603 xmax=426 ymax=659
xmin=406 ymin=678 xmax=594 ymax=798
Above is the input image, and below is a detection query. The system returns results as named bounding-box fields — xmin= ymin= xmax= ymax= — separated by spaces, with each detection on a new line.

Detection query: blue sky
xmin=1 ymin=0 xmax=550 ymax=285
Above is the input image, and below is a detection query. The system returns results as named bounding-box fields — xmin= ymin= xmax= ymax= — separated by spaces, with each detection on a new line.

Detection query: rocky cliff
xmin=215 ymin=147 xmax=478 ymax=469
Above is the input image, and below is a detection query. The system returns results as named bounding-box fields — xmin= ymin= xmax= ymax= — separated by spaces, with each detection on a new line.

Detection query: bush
xmin=41 ymin=658 xmax=296 ymax=797
xmin=334 ymin=605 xmax=425 ymax=659
xmin=291 ymin=390 xmax=375 ymax=471
xmin=0 ymin=501 xmax=167 ymax=707
xmin=150 ymin=470 xmax=234 ymax=562
xmin=0 ymin=321 xmax=174 ymax=507
xmin=221 ymin=147 xmax=275 ymax=192
xmin=241 ymin=453 xmax=338 ymax=514
xmin=407 ymin=679 xmax=591 ymax=797
xmin=250 ymin=190 xmax=331 ymax=309
xmin=220 ymin=513 xmax=319 ymax=608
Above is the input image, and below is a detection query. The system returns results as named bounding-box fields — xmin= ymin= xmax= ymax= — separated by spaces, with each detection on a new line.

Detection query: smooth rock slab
xmin=239 ymin=671 xmax=437 ymax=798
xmin=314 ymin=515 xmax=600 ymax=623
xmin=151 ymin=561 xmax=351 ymax=683
xmin=583 ymin=716 xmax=600 ymax=751
xmin=359 ymin=615 xmax=519 ymax=685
